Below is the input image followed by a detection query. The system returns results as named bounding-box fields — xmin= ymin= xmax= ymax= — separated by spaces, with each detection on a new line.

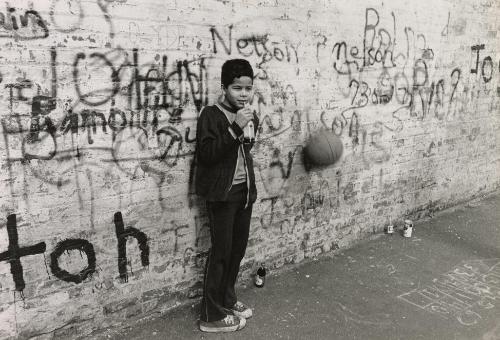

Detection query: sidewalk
xmin=94 ymin=192 xmax=500 ymax=340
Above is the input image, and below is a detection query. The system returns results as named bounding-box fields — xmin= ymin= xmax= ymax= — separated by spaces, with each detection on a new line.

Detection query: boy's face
xmin=223 ymin=76 xmax=253 ymax=110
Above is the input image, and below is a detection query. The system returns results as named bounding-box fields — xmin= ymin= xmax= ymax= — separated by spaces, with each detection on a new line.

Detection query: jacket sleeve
xmin=196 ymin=107 xmax=241 ymax=166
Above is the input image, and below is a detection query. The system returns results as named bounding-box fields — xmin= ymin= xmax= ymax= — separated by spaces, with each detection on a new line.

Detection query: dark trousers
xmin=200 ymin=183 xmax=252 ymax=322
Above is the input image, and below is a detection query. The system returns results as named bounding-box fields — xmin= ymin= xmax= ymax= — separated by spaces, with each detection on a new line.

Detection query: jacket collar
xmin=215 ymin=102 xmax=236 ymax=124
xmin=218 ymin=101 xmax=237 ymax=113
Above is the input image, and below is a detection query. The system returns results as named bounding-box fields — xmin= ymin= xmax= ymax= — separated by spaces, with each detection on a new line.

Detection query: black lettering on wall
xmin=450 ymin=68 xmax=461 ymax=103
xmin=470 ymin=44 xmax=485 ymax=74
xmin=481 ymin=56 xmax=493 ymax=83
xmin=50 ymin=239 xmax=96 ymax=284
xmin=50 ymin=46 xmax=57 ymax=97
xmin=26 ymin=95 xmax=57 ymax=145
xmin=114 ymin=212 xmax=149 ymax=282
xmin=73 ymin=52 xmax=120 ymax=106
xmin=0 ymin=8 xmax=49 ymax=40
xmin=363 ymin=8 xmax=379 ymax=67
xmin=0 ymin=214 xmax=46 ymax=291
xmin=210 ymin=25 xmax=233 ymax=54
xmin=81 ymin=109 xmax=108 ymax=144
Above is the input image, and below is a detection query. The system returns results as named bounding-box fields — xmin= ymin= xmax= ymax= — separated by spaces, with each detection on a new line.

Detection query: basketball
xmin=304 ymin=130 xmax=343 ymax=166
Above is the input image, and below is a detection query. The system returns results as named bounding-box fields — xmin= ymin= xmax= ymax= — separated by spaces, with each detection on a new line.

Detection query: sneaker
xmin=231 ymin=301 xmax=253 ymax=319
xmin=199 ymin=315 xmax=246 ymax=333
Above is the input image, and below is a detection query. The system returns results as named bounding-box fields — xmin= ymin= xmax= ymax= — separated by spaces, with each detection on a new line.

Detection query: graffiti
xmin=210 ymin=25 xmax=299 ymax=63
xmin=423 ymin=141 xmax=438 ymax=158
xmin=258 ymin=150 xmax=337 ymax=231
xmin=1 ymin=47 xmax=207 ymax=170
xmin=73 ymin=52 xmax=120 ymax=107
xmin=398 ymin=259 xmax=500 ymax=326
xmin=0 ymin=213 xmax=150 ymax=290
xmin=257 ymin=146 xmax=301 ymax=228
xmin=363 ymin=8 xmax=395 ymax=68
xmin=50 ymin=238 xmax=96 ymax=284
xmin=49 ymin=0 xmax=115 ymax=38
xmin=301 ymin=180 xmax=334 ymax=216
xmin=259 ymin=147 xmax=297 ymax=198
xmin=441 ymin=12 xmax=450 ymax=37
xmin=323 ymin=8 xmax=424 ymax=74
xmin=0 ymin=7 xmax=48 ymax=40
xmin=0 ymin=214 xmax=46 ymax=291
xmin=470 ymin=44 xmax=499 ymax=85
xmin=114 ymin=212 xmax=149 ymax=282
xmin=330 ymin=41 xmax=360 ymax=76
xmin=365 ymin=119 xmax=392 ymax=162
xmin=96 ymin=0 xmax=115 ymax=39
xmin=210 ymin=24 xmax=299 ymax=79
xmin=50 ymin=0 xmax=83 ymax=33
xmin=72 ymin=49 xmax=208 ymax=113
xmin=28 ymin=96 xmax=57 ymax=139
xmin=148 ymin=24 xmax=184 ymax=49
xmin=320 ymin=107 xmax=396 ymax=167
xmin=470 ymin=44 xmax=485 ymax=75
xmin=2 ymin=48 xmax=58 ymax=160
xmin=343 ymin=182 xmax=357 ymax=201
xmin=315 ymin=7 xmax=491 ymax=124
xmin=259 ymin=195 xmax=296 ymax=229
xmin=348 ymin=76 xmax=394 ymax=107
xmin=335 ymin=59 xmax=466 ymax=121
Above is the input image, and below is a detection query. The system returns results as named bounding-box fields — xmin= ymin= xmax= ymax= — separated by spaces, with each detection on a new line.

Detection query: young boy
xmin=195 ymin=59 xmax=259 ymax=333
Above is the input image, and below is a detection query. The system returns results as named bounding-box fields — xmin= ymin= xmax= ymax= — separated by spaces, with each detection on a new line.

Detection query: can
xmin=386 ymin=225 xmax=394 ymax=234
xmin=403 ymin=220 xmax=413 ymax=237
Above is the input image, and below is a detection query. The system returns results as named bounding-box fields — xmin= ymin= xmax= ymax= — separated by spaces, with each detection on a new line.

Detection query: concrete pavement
xmin=92 ymin=192 xmax=500 ymax=340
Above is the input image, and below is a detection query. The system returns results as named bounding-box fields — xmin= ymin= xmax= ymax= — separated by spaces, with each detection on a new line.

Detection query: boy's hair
xmin=221 ymin=59 xmax=254 ymax=88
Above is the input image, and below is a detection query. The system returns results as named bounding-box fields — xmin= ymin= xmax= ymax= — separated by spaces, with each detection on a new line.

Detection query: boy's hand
xmin=234 ymin=106 xmax=254 ymax=129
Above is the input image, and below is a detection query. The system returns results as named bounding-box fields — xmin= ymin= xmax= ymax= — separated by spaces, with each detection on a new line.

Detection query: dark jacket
xmin=195 ymin=104 xmax=259 ymax=204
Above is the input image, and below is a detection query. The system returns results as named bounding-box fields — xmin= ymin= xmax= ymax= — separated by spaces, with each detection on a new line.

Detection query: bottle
xmin=254 ymin=263 xmax=266 ymax=288
xmin=244 ymin=120 xmax=255 ymax=144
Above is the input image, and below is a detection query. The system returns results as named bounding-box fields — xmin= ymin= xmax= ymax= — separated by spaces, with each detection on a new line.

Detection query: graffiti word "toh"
xmin=0 ymin=212 xmax=149 ymax=292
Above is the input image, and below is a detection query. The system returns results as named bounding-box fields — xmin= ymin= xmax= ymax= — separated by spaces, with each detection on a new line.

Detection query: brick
xmin=103 ymin=298 xmax=139 ymax=315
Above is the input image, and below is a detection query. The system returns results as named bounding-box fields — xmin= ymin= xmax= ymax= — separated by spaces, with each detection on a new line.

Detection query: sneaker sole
xmin=237 ymin=317 xmax=247 ymax=330
xmin=199 ymin=318 xmax=246 ymax=333
xmin=199 ymin=324 xmax=239 ymax=333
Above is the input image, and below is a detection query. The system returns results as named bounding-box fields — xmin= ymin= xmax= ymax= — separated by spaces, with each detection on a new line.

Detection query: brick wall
xmin=0 ymin=0 xmax=498 ymax=337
